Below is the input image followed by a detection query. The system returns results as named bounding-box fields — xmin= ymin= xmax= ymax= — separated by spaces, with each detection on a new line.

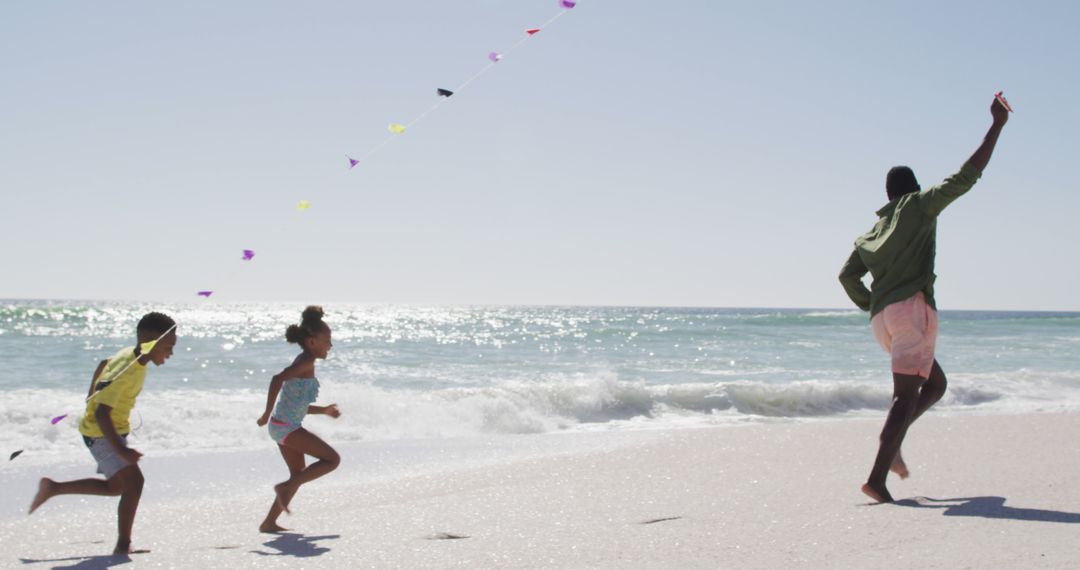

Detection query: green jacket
xmin=839 ymin=162 xmax=983 ymax=317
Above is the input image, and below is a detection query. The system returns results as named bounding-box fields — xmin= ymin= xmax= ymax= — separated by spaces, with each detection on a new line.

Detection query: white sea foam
xmin=803 ymin=310 xmax=864 ymax=318
xmin=6 ymin=369 xmax=1080 ymax=467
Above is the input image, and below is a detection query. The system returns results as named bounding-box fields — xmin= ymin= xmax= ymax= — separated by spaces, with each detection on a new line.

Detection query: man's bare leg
xmin=889 ymin=361 xmax=948 ymax=479
xmin=864 ymin=373 xmax=924 ymax=503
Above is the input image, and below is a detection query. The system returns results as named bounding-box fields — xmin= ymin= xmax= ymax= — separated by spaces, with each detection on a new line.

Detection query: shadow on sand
xmin=19 ymin=553 xmax=132 ymax=570
xmin=895 ymin=496 xmax=1080 ymax=523
xmin=250 ymin=532 xmax=340 ymax=558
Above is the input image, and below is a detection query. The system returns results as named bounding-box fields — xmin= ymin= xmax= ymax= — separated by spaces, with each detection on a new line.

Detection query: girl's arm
xmin=256 ymin=357 xmax=314 ymax=425
xmin=308 ymin=404 xmax=341 ymax=418
xmin=257 ymin=375 xmax=286 ymax=425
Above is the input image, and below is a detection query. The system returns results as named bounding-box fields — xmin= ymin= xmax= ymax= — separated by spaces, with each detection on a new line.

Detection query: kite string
xmin=448 ymin=61 xmax=498 ymax=97
xmin=6 ymin=324 xmax=178 ymax=461
xmin=400 ymin=59 xmax=498 ymax=131
xmin=352 ymin=6 xmax=574 ymax=164
xmin=201 ymin=247 xmax=257 ymax=302
xmin=85 ymin=323 xmax=177 ymax=403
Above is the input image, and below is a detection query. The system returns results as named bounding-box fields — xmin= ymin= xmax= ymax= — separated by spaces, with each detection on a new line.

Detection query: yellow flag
xmin=388 ymin=123 xmax=406 ymax=134
xmin=297 ymin=200 xmax=311 ymax=211
xmin=139 ymin=340 xmax=158 ymax=355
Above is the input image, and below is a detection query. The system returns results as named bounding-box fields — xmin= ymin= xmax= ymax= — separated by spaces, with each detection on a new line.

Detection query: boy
xmin=838 ymin=96 xmax=1008 ymax=503
xmin=29 ymin=312 xmax=177 ymax=555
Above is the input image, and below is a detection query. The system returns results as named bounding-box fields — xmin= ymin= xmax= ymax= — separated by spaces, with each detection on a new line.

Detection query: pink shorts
xmin=871 ymin=292 xmax=938 ymax=379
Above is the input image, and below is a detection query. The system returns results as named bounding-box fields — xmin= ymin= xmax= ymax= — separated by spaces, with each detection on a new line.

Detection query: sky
xmin=2 ymin=0 xmax=1078 ymax=311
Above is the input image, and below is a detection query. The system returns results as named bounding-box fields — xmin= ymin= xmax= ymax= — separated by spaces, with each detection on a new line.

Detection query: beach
xmin=4 ymin=412 xmax=1079 ymax=569
xmin=4 ymin=0 xmax=1079 ymax=567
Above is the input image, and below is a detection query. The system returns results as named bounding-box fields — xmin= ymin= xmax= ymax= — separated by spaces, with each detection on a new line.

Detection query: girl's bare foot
xmin=274 ymin=482 xmax=295 ymax=514
xmin=861 ymin=482 xmax=894 ymax=503
xmin=890 ymin=452 xmax=910 ymax=479
xmin=28 ymin=478 xmax=55 ymax=514
xmin=259 ymin=521 xmax=290 ymax=533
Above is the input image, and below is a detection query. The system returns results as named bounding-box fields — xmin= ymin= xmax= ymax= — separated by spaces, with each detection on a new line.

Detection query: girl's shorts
xmin=871 ymin=292 xmax=939 ymax=379
xmin=268 ymin=418 xmax=300 ymax=445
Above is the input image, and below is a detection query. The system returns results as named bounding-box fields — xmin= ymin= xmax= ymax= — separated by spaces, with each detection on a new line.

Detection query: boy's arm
xmin=838 ymin=249 xmax=872 ymax=312
xmin=94 ymin=404 xmax=142 ymax=464
xmin=922 ymin=98 xmax=1009 ymax=217
xmin=86 ymin=360 xmax=108 ymax=399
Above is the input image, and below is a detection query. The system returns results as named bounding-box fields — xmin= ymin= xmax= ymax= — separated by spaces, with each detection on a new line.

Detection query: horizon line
xmin=2 ymin=297 xmax=1078 ymax=315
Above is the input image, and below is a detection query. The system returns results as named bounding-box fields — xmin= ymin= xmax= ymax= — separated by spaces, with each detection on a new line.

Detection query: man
xmin=839 ymin=96 xmax=1010 ymax=503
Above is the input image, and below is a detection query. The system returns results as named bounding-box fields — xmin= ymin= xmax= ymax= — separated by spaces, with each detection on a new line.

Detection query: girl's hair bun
xmin=286 ymin=305 xmax=329 ymax=344
xmin=301 ymin=305 xmax=325 ymax=322
xmin=285 ymin=324 xmax=306 ymax=344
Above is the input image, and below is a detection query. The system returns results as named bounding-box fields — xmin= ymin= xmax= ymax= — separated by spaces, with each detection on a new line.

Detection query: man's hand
xmin=991 ymin=95 xmax=1010 ymax=126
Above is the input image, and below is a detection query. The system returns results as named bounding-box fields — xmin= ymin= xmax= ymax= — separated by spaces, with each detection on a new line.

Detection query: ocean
xmin=2 ymin=300 xmax=1079 ymax=465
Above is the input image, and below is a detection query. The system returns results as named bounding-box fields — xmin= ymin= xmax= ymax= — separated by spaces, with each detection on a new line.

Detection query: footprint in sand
xmin=426 ymin=532 xmax=470 ymax=540
xmin=640 ymin=516 xmax=683 ymax=525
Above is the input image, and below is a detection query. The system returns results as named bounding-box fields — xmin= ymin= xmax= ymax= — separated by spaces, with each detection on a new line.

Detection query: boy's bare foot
xmin=890 ymin=452 xmax=910 ymax=479
xmin=29 ymin=478 xmax=56 ymax=514
xmin=274 ymin=482 xmax=295 ymax=514
xmin=861 ymin=482 xmax=894 ymax=503
xmin=259 ymin=521 xmax=290 ymax=533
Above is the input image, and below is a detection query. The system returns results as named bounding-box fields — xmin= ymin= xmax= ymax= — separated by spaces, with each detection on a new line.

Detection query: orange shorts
xmin=871 ymin=292 xmax=938 ymax=379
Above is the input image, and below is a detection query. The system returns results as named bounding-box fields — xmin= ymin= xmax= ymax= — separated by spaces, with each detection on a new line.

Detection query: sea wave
xmin=5 ymin=370 xmax=1078 ymax=465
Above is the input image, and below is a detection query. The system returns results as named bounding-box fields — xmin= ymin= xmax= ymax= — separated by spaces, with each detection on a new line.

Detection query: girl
xmin=256 ymin=305 xmax=341 ymax=532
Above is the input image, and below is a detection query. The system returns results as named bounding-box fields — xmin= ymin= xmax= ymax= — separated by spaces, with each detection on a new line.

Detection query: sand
xmin=3 ymin=412 xmax=1079 ymax=569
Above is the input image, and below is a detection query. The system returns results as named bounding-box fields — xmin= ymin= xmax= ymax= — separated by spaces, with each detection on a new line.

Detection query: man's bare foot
xmin=274 ymin=482 xmax=295 ymax=514
xmin=28 ymin=478 xmax=55 ymax=514
xmin=890 ymin=452 xmax=910 ymax=479
xmin=861 ymin=482 xmax=894 ymax=503
xmin=113 ymin=540 xmax=150 ymax=555
xmin=259 ymin=521 xmax=290 ymax=533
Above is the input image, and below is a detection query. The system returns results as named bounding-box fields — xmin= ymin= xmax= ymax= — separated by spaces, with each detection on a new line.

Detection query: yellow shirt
xmin=78 ymin=347 xmax=148 ymax=438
